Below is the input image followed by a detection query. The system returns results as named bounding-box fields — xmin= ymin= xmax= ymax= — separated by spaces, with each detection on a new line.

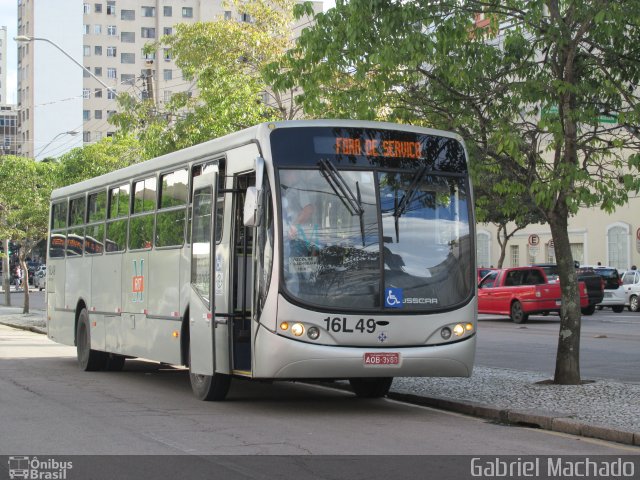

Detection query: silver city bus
xmin=46 ymin=120 xmax=476 ymax=400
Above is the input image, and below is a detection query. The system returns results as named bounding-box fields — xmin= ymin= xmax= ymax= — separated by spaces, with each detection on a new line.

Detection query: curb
xmin=387 ymin=391 xmax=640 ymax=447
xmin=2 ymin=322 xmax=639 ymax=447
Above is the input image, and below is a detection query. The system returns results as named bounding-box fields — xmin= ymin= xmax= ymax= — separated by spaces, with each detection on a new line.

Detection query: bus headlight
xmin=307 ymin=326 xmax=320 ymax=340
xmin=453 ymin=324 xmax=465 ymax=337
xmin=291 ymin=323 xmax=305 ymax=337
xmin=280 ymin=322 xmax=289 ymax=331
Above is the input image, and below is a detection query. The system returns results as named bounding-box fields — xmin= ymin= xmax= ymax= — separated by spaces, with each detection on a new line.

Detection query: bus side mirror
xmin=243 ymin=186 xmax=259 ymax=227
xmin=243 ymin=156 xmax=265 ymax=227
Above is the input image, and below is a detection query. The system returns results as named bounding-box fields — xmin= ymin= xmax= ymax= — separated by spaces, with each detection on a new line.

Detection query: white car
xmin=621 ymin=270 xmax=640 ymax=312
xmin=584 ymin=265 xmax=626 ymax=313
xmin=34 ymin=266 xmax=46 ymax=291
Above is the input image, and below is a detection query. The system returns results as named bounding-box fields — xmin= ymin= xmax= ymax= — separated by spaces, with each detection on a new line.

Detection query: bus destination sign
xmin=335 ymin=137 xmax=423 ymax=159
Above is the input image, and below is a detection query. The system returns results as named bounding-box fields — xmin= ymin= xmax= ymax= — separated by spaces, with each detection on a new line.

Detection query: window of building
xmin=121 ymin=74 xmax=135 ymax=85
xmin=95 ymin=109 xmax=103 ymax=119
xmin=94 ymin=88 xmax=102 ymax=98
xmin=83 ymin=68 xmax=90 ymax=78
xmin=107 ymin=110 xmax=116 ymax=119
xmin=163 ymin=6 xmax=172 ymax=16
xmin=107 ymin=25 xmax=117 ymax=36
xmin=94 ymin=24 xmax=102 ymax=35
xmin=163 ymin=27 xmax=172 ymax=35
xmin=163 ymin=48 xmax=171 ymax=61
xmin=83 ymin=88 xmax=91 ymax=99
xmin=224 ymin=11 xmax=232 ymax=20
xmin=570 ymin=243 xmax=584 ymax=265
xmin=106 ymin=46 xmax=117 ymax=57
xmin=106 ymin=1 xmax=115 ymax=15
xmin=83 ymin=24 xmax=90 ymax=35
xmin=83 ymin=45 xmax=91 ymax=56
xmin=84 ymin=3 xmax=91 ymax=14
xmin=164 ymin=91 xmax=172 ymax=102
xmin=607 ymin=223 xmax=630 ymax=271
xmin=241 ymin=13 xmax=252 ymax=22
xmin=83 ymin=131 xmax=91 ymax=143
xmin=141 ymin=27 xmax=156 ymax=39
xmin=107 ymin=88 xmax=117 ymax=99
xmin=121 ymin=31 xmax=135 ymax=43
xmin=94 ymin=45 xmax=103 ymax=55
xmin=107 ymin=68 xmax=117 ymax=79
xmin=182 ymin=7 xmax=193 ymax=18
xmin=94 ymin=66 xmax=102 ymax=76
xmin=83 ymin=110 xmax=91 ymax=121
xmin=141 ymin=6 xmax=156 ymax=17
xmin=121 ymin=9 xmax=135 ymax=20
xmin=121 ymin=52 xmax=135 ymax=64
xmin=163 ymin=69 xmax=172 ymax=81
xmin=142 ymin=51 xmax=156 ymax=61
xmin=510 ymin=245 xmax=519 ymax=267
xmin=476 ymin=231 xmax=490 ymax=268
xmin=95 ymin=3 xmax=102 ymax=13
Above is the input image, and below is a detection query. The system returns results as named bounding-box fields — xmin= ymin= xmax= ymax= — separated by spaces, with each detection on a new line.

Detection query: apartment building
xmin=1 ymin=26 xmax=8 ymax=104
xmin=17 ymin=0 xmax=321 ymax=160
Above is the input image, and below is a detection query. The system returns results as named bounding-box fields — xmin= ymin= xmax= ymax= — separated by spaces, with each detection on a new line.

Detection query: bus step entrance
xmin=232 ymin=318 xmax=251 ymax=373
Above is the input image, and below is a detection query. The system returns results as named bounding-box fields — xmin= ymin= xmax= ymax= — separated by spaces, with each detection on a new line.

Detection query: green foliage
xmin=0 ymin=156 xmax=57 ymax=255
xmin=55 ymin=135 xmax=145 ymax=187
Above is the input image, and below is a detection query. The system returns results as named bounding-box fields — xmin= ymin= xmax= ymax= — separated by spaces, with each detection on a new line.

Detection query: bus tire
xmin=349 ymin=377 xmax=393 ymax=398
xmin=76 ymin=308 xmax=107 ymax=371
xmin=510 ymin=301 xmax=528 ymax=324
xmin=104 ymin=353 xmax=126 ymax=371
xmin=188 ymin=347 xmax=231 ymax=401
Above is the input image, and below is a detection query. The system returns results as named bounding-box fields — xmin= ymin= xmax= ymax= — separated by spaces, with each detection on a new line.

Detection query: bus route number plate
xmin=364 ymin=352 xmax=400 ymax=366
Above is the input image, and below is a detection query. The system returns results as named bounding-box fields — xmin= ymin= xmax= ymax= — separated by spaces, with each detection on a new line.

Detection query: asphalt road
xmin=0 ymin=324 xmax=635 ymax=459
xmin=477 ymin=310 xmax=640 ymax=382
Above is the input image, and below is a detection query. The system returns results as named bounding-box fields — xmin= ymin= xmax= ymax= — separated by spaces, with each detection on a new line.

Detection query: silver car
xmin=621 ymin=270 xmax=640 ymax=312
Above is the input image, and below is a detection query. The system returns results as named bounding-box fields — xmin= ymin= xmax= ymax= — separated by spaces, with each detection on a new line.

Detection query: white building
xmin=16 ymin=0 xmax=321 ymax=160
xmin=1 ymin=26 xmax=8 ymax=104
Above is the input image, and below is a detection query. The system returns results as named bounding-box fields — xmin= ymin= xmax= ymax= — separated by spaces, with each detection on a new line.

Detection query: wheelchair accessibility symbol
xmin=385 ymin=288 xmax=403 ymax=308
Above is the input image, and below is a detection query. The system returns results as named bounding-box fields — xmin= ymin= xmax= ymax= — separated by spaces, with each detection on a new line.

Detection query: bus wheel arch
xmin=180 ymin=307 xmax=190 ymax=367
xmin=76 ymin=306 xmax=107 ymax=371
xmin=74 ymin=299 xmax=89 ymax=346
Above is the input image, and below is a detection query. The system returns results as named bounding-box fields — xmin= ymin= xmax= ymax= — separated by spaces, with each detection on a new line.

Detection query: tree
xmin=55 ymin=135 xmax=145 ymax=187
xmin=111 ymin=0 xmax=313 ymax=158
xmin=272 ymin=0 xmax=640 ymax=384
xmin=0 ymin=156 xmax=58 ymax=313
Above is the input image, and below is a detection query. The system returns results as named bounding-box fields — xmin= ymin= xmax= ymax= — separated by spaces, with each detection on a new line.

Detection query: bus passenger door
xmin=189 ymin=170 xmax=227 ymax=375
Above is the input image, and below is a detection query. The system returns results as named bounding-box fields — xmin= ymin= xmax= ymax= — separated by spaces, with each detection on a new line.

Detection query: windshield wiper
xmin=319 ymin=159 xmax=366 ymax=246
xmin=393 ymin=165 xmax=428 ymax=242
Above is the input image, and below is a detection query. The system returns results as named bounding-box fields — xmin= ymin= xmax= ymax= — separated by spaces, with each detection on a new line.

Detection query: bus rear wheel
xmin=349 ymin=378 xmax=393 ymax=398
xmin=188 ymin=347 xmax=231 ymax=401
xmin=76 ymin=308 xmax=107 ymax=371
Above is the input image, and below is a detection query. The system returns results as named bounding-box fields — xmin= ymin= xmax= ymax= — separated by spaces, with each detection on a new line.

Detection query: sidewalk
xmin=1 ymin=306 xmax=639 ymax=447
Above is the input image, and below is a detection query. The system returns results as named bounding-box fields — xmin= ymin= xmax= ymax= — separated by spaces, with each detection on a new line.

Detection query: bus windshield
xmin=278 ymin=168 xmax=472 ymax=311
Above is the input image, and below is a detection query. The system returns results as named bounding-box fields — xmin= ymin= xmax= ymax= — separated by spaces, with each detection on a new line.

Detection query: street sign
xmin=528 ymin=234 xmax=540 ymax=247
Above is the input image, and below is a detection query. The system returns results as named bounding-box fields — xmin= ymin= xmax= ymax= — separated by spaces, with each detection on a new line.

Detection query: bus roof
xmin=51 ymin=119 xmax=464 ymax=200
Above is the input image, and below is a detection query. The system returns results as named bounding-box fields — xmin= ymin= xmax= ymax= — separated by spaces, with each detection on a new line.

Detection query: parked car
xmin=34 ymin=266 xmax=46 ymax=291
xmin=477 ymin=267 xmax=496 ymax=283
xmin=533 ymin=263 xmax=604 ymax=315
xmin=621 ymin=269 xmax=640 ymax=312
xmin=478 ymin=266 xmax=589 ymax=323
xmin=583 ymin=266 xmax=625 ymax=313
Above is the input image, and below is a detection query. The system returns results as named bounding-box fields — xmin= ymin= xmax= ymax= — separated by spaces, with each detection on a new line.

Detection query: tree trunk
xmin=2 ymin=239 xmax=10 ymax=306
xmin=19 ymin=256 xmax=30 ymax=314
xmin=549 ymin=208 xmax=581 ymax=384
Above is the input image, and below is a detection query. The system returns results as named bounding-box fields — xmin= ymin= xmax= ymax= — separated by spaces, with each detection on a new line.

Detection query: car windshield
xmin=279 ymin=168 xmax=472 ymax=311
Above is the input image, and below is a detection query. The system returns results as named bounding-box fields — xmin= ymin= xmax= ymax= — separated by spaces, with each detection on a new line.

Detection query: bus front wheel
xmin=349 ymin=377 xmax=393 ymax=398
xmin=76 ymin=308 xmax=107 ymax=371
xmin=188 ymin=347 xmax=231 ymax=401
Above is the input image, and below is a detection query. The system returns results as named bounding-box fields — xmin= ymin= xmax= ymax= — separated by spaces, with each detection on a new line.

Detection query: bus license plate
xmin=364 ymin=352 xmax=400 ymax=366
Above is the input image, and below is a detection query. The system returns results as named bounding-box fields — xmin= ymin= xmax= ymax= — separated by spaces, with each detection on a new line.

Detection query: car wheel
xmin=581 ymin=305 xmax=596 ymax=315
xmin=612 ymin=305 xmax=624 ymax=313
xmin=629 ymin=296 xmax=639 ymax=313
xmin=510 ymin=301 xmax=529 ymax=324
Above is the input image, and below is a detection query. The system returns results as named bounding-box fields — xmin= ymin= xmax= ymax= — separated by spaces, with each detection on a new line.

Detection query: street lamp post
xmin=35 ymin=130 xmax=79 ymax=158
xmin=14 ymin=35 xmax=113 ymax=92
